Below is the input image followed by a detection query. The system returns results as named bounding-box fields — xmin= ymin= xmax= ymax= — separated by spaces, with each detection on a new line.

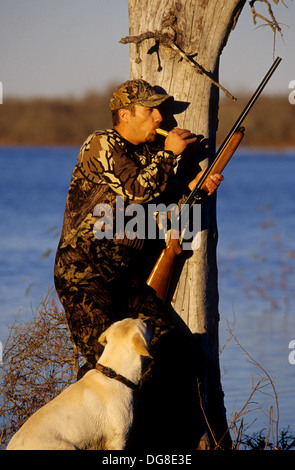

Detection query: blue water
xmin=0 ymin=146 xmax=74 ymax=326
xmin=0 ymin=145 xmax=295 ymax=441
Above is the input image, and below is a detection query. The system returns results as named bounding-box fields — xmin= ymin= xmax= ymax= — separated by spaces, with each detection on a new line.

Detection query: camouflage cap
xmin=109 ymin=79 xmax=173 ymax=111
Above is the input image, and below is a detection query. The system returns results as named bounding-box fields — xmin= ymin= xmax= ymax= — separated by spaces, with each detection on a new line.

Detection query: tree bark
xmin=127 ymin=0 xmax=246 ymax=450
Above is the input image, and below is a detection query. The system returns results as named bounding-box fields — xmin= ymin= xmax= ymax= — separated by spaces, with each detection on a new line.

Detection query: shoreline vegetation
xmin=0 ymin=87 xmax=294 ymax=148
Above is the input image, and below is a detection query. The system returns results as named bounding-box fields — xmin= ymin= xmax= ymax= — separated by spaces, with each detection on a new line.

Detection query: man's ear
xmin=118 ymin=107 xmax=130 ymax=123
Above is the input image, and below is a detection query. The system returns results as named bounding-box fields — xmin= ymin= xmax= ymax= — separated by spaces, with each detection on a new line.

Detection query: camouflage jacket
xmin=54 ymin=129 xmax=178 ymax=287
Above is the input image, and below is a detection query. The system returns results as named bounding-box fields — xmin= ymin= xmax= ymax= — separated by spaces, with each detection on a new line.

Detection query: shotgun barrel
xmin=186 ymin=56 xmax=282 ymax=207
xmin=156 ymin=56 xmax=282 ymax=207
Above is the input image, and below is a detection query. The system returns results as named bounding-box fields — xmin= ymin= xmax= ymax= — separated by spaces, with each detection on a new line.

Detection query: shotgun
xmin=147 ymin=56 xmax=282 ymax=301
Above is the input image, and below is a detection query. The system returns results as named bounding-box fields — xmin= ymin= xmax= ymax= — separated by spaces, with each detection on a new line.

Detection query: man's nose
xmin=152 ymin=108 xmax=162 ymax=123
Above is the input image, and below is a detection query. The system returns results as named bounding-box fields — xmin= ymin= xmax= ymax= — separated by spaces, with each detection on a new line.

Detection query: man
xmin=54 ymin=79 xmax=223 ymax=377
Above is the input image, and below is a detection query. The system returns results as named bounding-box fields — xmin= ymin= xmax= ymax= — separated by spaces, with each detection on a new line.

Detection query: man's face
xmin=128 ymin=104 xmax=163 ymax=144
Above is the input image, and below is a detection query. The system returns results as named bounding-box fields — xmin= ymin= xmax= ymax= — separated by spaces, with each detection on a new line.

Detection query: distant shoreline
xmin=1 ymin=92 xmax=294 ymax=148
xmin=1 ymin=142 xmax=294 ymax=153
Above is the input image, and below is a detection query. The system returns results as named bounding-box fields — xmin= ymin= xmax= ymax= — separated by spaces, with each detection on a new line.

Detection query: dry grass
xmin=0 ymin=289 xmax=82 ymax=448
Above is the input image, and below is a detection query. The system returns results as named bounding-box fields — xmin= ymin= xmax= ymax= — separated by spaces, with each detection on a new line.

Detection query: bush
xmin=0 ymin=289 xmax=81 ymax=448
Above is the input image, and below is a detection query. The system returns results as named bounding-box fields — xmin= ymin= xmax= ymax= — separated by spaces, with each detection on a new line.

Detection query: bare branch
xmin=250 ymin=0 xmax=283 ymax=34
xmin=249 ymin=0 xmax=288 ymax=58
xmin=120 ymin=32 xmax=237 ymax=101
xmin=226 ymin=331 xmax=280 ymax=448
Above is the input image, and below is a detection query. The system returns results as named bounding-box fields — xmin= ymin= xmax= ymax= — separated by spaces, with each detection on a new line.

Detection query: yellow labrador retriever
xmin=7 ymin=318 xmax=153 ymax=450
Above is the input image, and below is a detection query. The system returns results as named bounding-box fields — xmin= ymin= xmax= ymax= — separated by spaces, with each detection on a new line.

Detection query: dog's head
xmin=98 ymin=318 xmax=154 ymax=358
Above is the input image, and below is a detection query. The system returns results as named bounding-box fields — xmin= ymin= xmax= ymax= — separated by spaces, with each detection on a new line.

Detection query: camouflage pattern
xmin=109 ymin=79 xmax=173 ymax=111
xmin=54 ymin=129 xmax=177 ymax=373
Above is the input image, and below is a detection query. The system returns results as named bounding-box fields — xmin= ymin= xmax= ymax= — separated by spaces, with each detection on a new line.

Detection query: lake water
xmin=0 ymin=145 xmax=295 ymax=442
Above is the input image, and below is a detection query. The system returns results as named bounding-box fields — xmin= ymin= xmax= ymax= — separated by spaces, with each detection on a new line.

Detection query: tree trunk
xmin=127 ymin=0 xmax=246 ymax=450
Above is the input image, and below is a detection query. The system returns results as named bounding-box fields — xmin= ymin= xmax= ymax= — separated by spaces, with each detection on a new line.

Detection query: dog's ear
xmin=98 ymin=331 xmax=107 ymax=346
xmin=132 ymin=333 xmax=152 ymax=358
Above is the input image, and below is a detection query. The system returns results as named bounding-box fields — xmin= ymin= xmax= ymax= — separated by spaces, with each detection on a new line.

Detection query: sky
xmin=0 ymin=0 xmax=294 ymax=100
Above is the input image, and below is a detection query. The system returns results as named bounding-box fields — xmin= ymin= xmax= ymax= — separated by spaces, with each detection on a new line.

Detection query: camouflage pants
xmin=54 ymin=241 xmax=173 ymax=373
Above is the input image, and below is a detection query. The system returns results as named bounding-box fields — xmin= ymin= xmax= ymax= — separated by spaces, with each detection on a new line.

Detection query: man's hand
xmin=189 ymin=168 xmax=224 ymax=196
xmin=204 ymin=174 xmax=224 ymax=195
xmin=164 ymin=128 xmax=197 ymax=156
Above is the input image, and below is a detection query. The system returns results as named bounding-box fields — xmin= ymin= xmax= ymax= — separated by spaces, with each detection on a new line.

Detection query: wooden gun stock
xmin=147 ymin=236 xmax=182 ymax=302
xmin=147 ymin=128 xmax=245 ymax=301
